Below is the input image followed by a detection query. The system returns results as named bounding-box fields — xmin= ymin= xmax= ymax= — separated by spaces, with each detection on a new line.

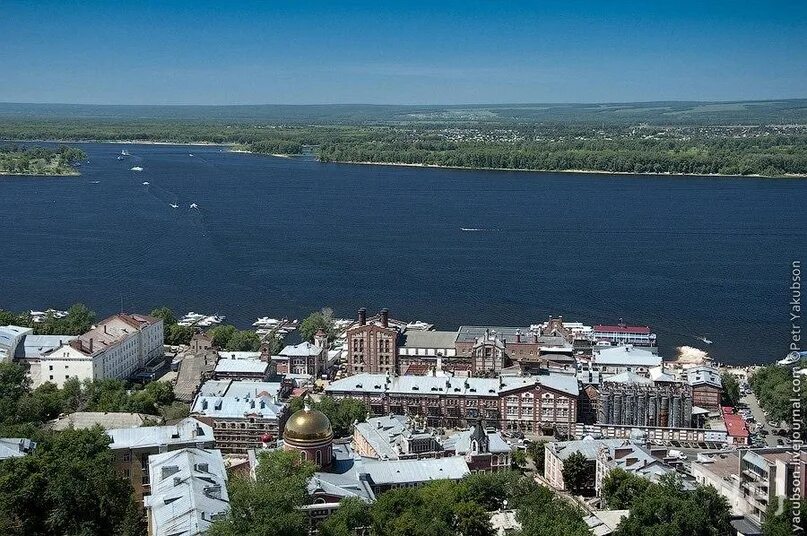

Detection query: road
xmin=740 ymin=390 xmax=780 ymax=447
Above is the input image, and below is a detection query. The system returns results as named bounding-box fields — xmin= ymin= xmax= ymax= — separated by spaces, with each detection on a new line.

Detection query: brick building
xmin=345 ymin=308 xmax=400 ymax=375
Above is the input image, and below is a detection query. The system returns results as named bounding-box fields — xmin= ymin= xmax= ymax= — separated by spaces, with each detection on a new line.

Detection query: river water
xmin=2 ymin=142 xmax=805 ymax=364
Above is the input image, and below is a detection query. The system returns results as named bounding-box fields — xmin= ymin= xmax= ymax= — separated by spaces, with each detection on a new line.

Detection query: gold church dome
xmin=283 ymin=405 xmax=333 ymax=441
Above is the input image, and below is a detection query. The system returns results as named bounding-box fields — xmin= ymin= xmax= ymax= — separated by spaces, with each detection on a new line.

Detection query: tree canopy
xmin=561 ymin=451 xmax=592 ymax=495
xmin=299 ymin=308 xmax=337 ymax=342
xmin=0 ymin=427 xmax=142 ymax=536
xmin=750 ymin=364 xmax=805 ymax=423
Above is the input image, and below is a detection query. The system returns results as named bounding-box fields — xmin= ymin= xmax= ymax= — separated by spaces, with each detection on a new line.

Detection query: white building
xmin=0 ymin=325 xmax=76 ymax=364
xmin=32 ymin=313 xmax=163 ymax=388
xmin=589 ymin=346 xmax=662 ymax=377
xmin=144 ymin=448 xmax=230 ymax=536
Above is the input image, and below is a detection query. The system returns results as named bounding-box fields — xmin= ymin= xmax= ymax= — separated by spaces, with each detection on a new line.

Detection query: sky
xmin=1 ymin=0 xmax=805 ymax=105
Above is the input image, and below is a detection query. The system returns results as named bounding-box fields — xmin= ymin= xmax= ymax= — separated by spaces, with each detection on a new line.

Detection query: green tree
xmin=0 ymin=427 xmax=143 ymax=536
xmin=512 ymin=449 xmax=527 ymax=469
xmin=614 ymin=474 xmax=731 ymax=536
xmin=526 ymin=440 xmax=547 ymax=475
xmin=318 ymin=497 xmax=372 ymax=536
xmin=453 ymin=501 xmax=494 ymax=536
xmin=208 ymin=325 xmax=237 ymax=349
xmin=226 ymin=330 xmax=261 ymax=352
xmin=299 ymin=308 xmax=336 ymax=342
xmin=600 ymin=468 xmax=651 ymax=509
xmin=0 ymin=363 xmax=30 ymax=424
xmin=720 ymin=372 xmax=741 ymax=407
xmin=561 ymin=451 xmax=591 ymax=495
xmin=149 ymin=306 xmax=177 ymax=326
xmin=763 ymin=498 xmax=805 ymax=536
xmin=207 ymin=450 xmax=315 ymax=536
xmin=165 ymin=323 xmax=194 ymax=346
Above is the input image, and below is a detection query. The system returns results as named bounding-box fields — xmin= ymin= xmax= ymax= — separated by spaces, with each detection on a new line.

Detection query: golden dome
xmin=283 ymin=405 xmax=333 ymax=442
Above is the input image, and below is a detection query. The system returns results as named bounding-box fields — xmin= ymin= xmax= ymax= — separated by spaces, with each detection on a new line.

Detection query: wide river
xmin=2 ymin=142 xmax=805 ymax=364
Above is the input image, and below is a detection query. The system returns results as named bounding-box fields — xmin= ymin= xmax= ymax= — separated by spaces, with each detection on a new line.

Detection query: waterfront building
xmin=683 ymin=365 xmax=723 ymax=411
xmin=596 ymin=372 xmax=693 ymax=428
xmin=326 ymin=371 xmax=579 ymax=435
xmin=589 ymin=346 xmax=662 ymax=377
xmin=190 ymin=379 xmax=290 ymax=454
xmin=592 ymin=323 xmax=656 ymax=348
xmin=455 ymin=326 xmax=572 ymax=370
xmin=0 ymin=438 xmax=36 ymax=460
xmin=144 ymin=448 xmax=229 ymax=536
xmin=274 ymin=335 xmax=329 ymax=376
xmin=345 ymin=308 xmax=400 ymax=375
xmin=107 ymin=418 xmax=215 ymax=506
xmin=397 ymin=330 xmax=459 ymax=373
xmin=0 ymin=325 xmax=77 ymax=364
xmin=29 ymin=313 xmax=163 ymax=388
xmin=212 ymin=356 xmax=270 ymax=380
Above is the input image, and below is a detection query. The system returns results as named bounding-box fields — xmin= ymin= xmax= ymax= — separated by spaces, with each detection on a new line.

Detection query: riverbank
xmin=323 ymin=159 xmax=807 ymax=179
xmin=0 ymin=170 xmax=80 ymax=176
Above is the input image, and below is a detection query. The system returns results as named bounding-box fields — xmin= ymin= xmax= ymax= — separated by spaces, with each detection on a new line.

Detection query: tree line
xmin=0 ymin=144 xmax=86 ymax=175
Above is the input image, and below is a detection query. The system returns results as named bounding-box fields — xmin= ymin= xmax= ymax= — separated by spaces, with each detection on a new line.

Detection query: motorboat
xmin=142 ymin=181 xmax=149 ymax=185
xmin=190 ymin=203 xmax=198 ymax=209
xmin=697 ymin=336 xmax=713 ymax=344
xmin=169 ymin=203 xmax=178 ymax=208
xmin=778 ymin=351 xmax=807 ymax=366
xmin=130 ymin=166 xmax=143 ymax=171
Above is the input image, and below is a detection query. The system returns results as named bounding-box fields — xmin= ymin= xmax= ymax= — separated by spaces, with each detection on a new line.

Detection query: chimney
xmin=380 ymin=308 xmax=389 ymax=328
xmin=358 ymin=308 xmax=367 ymax=326
xmin=533 ymin=333 xmax=539 ymax=343
xmin=104 ymin=324 xmax=108 ymax=334
xmin=89 ymin=338 xmax=94 ymax=353
xmin=516 ymin=329 xmax=521 ymax=343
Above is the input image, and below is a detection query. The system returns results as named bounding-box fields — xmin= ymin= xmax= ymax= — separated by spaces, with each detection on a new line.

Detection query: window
xmin=316 ymin=450 xmax=322 ymax=465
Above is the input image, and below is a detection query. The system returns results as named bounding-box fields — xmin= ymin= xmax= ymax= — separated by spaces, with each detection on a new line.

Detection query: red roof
xmin=594 ymin=325 xmax=651 ymax=334
xmin=721 ymin=406 xmax=749 ymax=438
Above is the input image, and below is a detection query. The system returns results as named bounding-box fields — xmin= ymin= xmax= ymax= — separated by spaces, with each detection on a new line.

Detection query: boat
xmin=697 ymin=336 xmax=713 ymax=344
xmin=189 ymin=153 xmax=194 ymax=157
xmin=142 ymin=181 xmax=149 ymax=185
xmin=130 ymin=166 xmax=143 ymax=172
xmin=190 ymin=203 xmax=198 ymax=209
xmin=778 ymin=351 xmax=807 ymax=366
xmin=169 ymin=203 xmax=178 ymax=209
xmin=90 ymin=180 xmax=100 ymax=184
xmin=121 ymin=149 xmax=130 ymax=156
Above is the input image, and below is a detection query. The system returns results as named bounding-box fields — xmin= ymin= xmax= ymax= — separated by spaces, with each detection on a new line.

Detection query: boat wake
xmin=460 ymin=227 xmax=500 ymax=232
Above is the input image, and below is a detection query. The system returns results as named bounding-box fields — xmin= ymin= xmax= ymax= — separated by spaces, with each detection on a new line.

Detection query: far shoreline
xmin=3 ymin=138 xmax=805 ymax=179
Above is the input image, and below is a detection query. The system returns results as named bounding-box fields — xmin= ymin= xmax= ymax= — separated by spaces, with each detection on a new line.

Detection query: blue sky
xmin=1 ymin=0 xmax=805 ymax=104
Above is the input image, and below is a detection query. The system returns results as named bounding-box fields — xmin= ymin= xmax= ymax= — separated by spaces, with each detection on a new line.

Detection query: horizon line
xmin=2 ymin=97 xmax=806 ymax=108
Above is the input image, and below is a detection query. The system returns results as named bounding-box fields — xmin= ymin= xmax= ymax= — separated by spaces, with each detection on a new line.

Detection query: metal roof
xmin=214 ymin=358 xmax=269 ymax=374
xmin=361 ymin=457 xmax=470 ymax=485
xmin=107 ymin=418 xmax=214 ymax=449
xmin=593 ymin=346 xmax=662 ymax=367
xmin=400 ymin=330 xmax=458 ymax=349
xmin=279 ymin=342 xmax=322 ymax=357
xmin=145 ymin=448 xmax=229 ymax=536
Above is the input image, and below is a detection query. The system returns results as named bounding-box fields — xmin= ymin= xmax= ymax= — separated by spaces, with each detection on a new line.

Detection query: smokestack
xmin=89 ymin=338 xmax=93 ymax=353
xmin=516 ymin=329 xmax=521 ymax=343
xmin=380 ymin=308 xmax=389 ymax=328
xmin=358 ymin=308 xmax=367 ymax=326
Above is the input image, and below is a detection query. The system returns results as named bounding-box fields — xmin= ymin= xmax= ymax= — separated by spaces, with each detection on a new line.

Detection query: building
xmin=31 ymin=313 xmax=163 ymax=388
xmin=589 ymin=346 xmax=662 ymax=376
xmin=345 ymin=308 xmax=401 ymax=375
xmin=47 ymin=411 xmax=155 ymax=431
xmin=191 ymin=379 xmax=289 ymax=454
xmin=326 ymin=371 xmax=579 ymax=434
xmin=213 ymin=357 xmax=270 ymax=381
xmin=722 ymin=407 xmax=750 ymax=446
xmin=596 ymin=372 xmax=693 ymax=428
xmin=397 ymin=330 xmax=459 ymax=373
xmin=107 ymin=418 xmax=215 ymax=506
xmin=592 ymin=323 xmax=656 ymax=348
xmin=0 ymin=325 xmax=76 ymax=364
xmin=582 ymin=510 xmax=630 ymax=536
xmin=544 ymin=438 xmax=626 ymax=493
xmin=692 ymin=448 xmax=807 ymax=525
xmin=144 ymin=448 xmax=230 ymax=536
xmin=283 ymin=404 xmax=335 ymax=468
xmin=684 ymin=366 xmax=723 ymax=411
xmin=352 ymin=414 xmax=512 ymax=471
xmin=455 ymin=326 xmax=573 ymax=370
xmin=274 ymin=336 xmax=329 ymax=376
xmin=0 ymin=438 xmax=36 ymax=460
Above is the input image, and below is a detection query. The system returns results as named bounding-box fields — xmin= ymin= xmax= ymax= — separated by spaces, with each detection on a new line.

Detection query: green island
xmin=1 ymin=100 xmax=807 ymax=177
xmin=0 ymin=145 xmax=86 ymax=176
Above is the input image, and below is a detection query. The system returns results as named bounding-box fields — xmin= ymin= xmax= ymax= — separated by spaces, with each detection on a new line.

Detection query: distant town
xmin=0 ymin=304 xmax=801 ymax=536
